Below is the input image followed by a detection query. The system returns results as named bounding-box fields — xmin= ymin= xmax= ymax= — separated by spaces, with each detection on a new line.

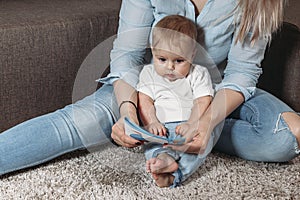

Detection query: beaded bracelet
xmin=119 ymin=100 xmax=137 ymax=113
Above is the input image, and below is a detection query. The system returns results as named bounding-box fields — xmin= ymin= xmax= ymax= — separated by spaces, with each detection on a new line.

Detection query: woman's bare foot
xmin=146 ymin=153 xmax=178 ymax=174
xmin=151 ymin=173 xmax=175 ymax=188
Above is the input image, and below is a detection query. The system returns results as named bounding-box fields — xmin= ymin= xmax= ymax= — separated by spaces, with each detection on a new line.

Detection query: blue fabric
xmin=215 ymin=89 xmax=300 ymax=162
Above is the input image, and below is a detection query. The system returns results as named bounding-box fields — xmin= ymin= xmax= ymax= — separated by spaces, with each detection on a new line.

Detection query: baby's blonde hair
xmin=152 ymin=15 xmax=197 ymax=42
xmin=235 ymin=0 xmax=286 ymax=43
xmin=152 ymin=15 xmax=197 ymax=59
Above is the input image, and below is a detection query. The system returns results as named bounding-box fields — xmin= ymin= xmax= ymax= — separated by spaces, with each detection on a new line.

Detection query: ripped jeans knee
xmin=275 ymin=112 xmax=300 ymax=155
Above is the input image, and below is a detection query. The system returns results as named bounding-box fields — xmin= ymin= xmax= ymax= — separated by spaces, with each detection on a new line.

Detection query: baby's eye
xmin=158 ymin=57 xmax=166 ymax=62
xmin=175 ymin=59 xmax=185 ymax=63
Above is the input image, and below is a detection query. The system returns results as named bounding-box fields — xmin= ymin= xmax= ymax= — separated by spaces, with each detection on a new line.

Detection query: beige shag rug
xmin=1 ymin=144 xmax=299 ymax=200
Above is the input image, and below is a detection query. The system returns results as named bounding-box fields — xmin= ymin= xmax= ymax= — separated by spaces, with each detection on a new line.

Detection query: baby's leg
xmin=144 ymin=122 xmax=180 ymax=175
xmin=173 ymin=132 xmax=215 ymax=186
xmin=144 ymin=141 xmax=179 ymax=188
xmin=144 ymin=122 xmax=188 ymax=188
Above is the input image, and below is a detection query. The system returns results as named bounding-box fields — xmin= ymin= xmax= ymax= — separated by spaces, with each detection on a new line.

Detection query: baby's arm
xmin=138 ymin=92 xmax=167 ymax=136
xmin=176 ymin=95 xmax=212 ymax=136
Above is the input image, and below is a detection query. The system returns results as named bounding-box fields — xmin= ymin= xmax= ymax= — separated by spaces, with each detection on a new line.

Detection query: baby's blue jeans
xmin=0 ymin=85 xmax=299 ymax=176
xmin=144 ymin=121 xmax=220 ymax=188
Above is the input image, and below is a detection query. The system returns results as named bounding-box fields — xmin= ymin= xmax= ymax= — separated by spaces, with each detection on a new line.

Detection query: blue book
xmin=124 ymin=117 xmax=185 ymax=144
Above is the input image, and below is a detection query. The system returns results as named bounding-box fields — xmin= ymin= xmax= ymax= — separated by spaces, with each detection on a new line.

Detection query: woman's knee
xmin=281 ymin=112 xmax=300 ymax=146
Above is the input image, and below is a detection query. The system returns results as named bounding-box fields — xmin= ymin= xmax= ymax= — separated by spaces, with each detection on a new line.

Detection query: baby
xmin=137 ymin=15 xmax=214 ymax=188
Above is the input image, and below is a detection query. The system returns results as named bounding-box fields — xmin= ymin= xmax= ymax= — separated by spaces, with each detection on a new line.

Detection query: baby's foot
xmin=146 ymin=153 xmax=178 ymax=174
xmin=151 ymin=173 xmax=175 ymax=188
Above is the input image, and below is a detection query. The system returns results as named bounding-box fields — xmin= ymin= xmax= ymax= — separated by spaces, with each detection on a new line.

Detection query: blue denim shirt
xmin=99 ymin=0 xmax=268 ymax=100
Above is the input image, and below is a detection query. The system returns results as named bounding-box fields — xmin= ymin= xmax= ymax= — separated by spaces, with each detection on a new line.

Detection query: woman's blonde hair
xmin=235 ymin=0 xmax=287 ymax=44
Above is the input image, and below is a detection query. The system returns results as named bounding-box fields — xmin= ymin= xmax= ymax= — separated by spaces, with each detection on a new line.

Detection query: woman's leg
xmin=0 ymin=84 xmax=118 ymax=175
xmin=214 ymin=89 xmax=300 ymax=162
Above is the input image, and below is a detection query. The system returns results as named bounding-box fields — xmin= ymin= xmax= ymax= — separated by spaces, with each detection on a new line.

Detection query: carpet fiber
xmin=1 ymin=144 xmax=299 ymax=199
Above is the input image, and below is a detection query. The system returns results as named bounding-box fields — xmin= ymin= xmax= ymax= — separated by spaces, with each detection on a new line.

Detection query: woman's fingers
xmin=164 ymin=143 xmax=193 ymax=153
xmin=111 ymin=119 xmax=141 ymax=148
xmin=164 ymin=140 xmax=200 ymax=154
xmin=164 ymin=134 xmax=209 ymax=154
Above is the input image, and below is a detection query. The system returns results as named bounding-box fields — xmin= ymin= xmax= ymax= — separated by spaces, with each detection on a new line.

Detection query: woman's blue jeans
xmin=0 ymin=84 xmax=119 ymax=175
xmin=214 ymin=89 xmax=300 ymax=162
xmin=0 ymin=85 xmax=299 ymax=175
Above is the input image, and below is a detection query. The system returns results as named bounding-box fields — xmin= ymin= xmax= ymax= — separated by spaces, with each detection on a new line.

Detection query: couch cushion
xmin=258 ymin=22 xmax=300 ymax=111
xmin=0 ymin=0 xmax=121 ymax=131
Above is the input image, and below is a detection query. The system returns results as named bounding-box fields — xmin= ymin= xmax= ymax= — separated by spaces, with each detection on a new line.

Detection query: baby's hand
xmin=145 ymin=122 xmax=167 ymax=136
xmin=175 ymin=122 xmax=191 ymax=136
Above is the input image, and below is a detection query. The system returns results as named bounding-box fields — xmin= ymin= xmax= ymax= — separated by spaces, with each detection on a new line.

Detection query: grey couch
xmin=1 ymin=0 xmax=299 ymax=132
xmin=0 ymin=0 xmax=121 ymax=132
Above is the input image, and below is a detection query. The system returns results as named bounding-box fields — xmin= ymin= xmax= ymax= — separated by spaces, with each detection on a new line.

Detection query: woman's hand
xmin=166 ymin=117 xmax=213 ymax=154
xmin=175 ymin=122 xmax=191 ymax=136
xmin=168 ymin=89 xmax=245 ymax=154
xmin=111 ymin=116 xmax=142 ymax=148
xmin=111 ymin=79 xmax=142 ymax=148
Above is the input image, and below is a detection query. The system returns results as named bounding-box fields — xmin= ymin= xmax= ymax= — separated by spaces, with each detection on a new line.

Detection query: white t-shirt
xmin=137 ymin=64 xmax=214 ymax=123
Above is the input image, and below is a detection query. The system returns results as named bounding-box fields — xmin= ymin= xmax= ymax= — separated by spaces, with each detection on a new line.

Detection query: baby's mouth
xmin=166 ymin=73 xmax=174 ymax=76
xmin=165 ymin=73 xmax=176 ymax=80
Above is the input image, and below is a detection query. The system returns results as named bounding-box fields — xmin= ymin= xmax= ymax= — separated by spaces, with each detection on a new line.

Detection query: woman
xmin=109 ymin=0 xmax=300 ymax=186
xmin=0 ymin=0 xmax=299 ymax=179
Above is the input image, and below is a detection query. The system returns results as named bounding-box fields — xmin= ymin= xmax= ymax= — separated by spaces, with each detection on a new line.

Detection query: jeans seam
xmin=242 ymin=101 xmax=261 ymax=133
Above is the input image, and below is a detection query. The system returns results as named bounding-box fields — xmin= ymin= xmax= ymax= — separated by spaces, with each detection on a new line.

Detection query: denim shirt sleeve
xmin=215 ymin=24 xmax=269 ymax=101
xmin=98 ymin=0 xmax=154 ymax=88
